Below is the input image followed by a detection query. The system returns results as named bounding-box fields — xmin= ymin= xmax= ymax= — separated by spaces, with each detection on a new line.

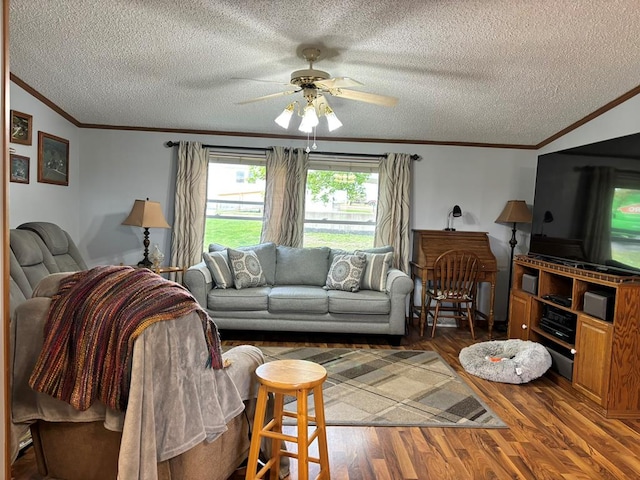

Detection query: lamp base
xmin=137 ymin=258 xmax=152 ymax=268
xmin=443 ymin=228 xmax=456 ymax=231
xmin=138 ymin=227 xmax=152 ymax=268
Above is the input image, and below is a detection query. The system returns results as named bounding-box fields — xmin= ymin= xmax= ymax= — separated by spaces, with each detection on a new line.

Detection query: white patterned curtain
xmin=260 ymin=146 xmax=309 ymax=247
xmin=170 ymin=141 xmax=208 ymax=282
xmin=375 ymin=153 xmax=413 ymax=273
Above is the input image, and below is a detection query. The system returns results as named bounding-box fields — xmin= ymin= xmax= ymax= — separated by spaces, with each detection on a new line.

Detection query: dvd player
xmin=542 ymin=294 xmax=572 ymax=307
xmin=542 ymin=304 xmax=576 ymax=329
xmin=540 ymin=317 xmax=576 ymax=343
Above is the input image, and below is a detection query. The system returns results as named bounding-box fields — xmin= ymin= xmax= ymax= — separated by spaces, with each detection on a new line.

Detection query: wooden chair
xmin=423 ymin=249 xmax=480 ymax=339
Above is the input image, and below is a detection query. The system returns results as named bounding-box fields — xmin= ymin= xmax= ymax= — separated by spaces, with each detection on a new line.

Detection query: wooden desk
xmin=409 ymin=230 xmax=498 ymax=337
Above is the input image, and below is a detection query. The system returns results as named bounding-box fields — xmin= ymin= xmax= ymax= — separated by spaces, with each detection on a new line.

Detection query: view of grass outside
xmin=204 ymin=162 xmax=377 ymax=250
xmin=203 ymin=217 xmax=374 ymax=250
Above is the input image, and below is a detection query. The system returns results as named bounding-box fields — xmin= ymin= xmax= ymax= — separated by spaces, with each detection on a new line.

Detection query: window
xmin=204 ymin=151 xmax=379 ymax=250
xmin=205 ymin=155 xmax=265 ymax=248
xmin=303 ymin=156 xmax=378 ymax=250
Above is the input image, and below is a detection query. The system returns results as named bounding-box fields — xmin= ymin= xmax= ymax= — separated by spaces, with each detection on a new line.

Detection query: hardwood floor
xmin=12 ymin=323 xmax=640 ymax=479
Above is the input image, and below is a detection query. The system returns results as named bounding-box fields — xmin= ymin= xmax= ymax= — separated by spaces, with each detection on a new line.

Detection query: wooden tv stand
xmin=509 ymin=255 xmax=640 ymax=418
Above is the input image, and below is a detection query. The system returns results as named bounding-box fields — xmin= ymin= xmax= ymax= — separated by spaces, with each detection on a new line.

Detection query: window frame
xmin=205 ymin=150 xmax=380 ymax=249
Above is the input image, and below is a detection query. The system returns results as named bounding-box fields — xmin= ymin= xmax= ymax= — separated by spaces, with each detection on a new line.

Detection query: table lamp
xmin=122 ymin=198 xmax=171 ymax=267
xmin=495 ymin=200 xmax=533 ymax=326
xmin=444 ymin=205 xmax=462 ymax=231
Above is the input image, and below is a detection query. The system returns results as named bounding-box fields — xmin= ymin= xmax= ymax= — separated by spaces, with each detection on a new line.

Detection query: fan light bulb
xmin=298 ymin=104 xmax=319 ymax=133
xmin=274 ymin=103 xmax=294 ymax=129
xmin=324 ymin=107 xmax=343 ymax=132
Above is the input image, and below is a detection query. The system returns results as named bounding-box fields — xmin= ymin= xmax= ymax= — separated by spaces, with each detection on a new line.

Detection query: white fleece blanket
xmin=11 ymin=291 xmax=263 ymax=479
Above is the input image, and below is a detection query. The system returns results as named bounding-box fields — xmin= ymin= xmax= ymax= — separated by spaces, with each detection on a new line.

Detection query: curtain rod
xmin=164 ymin=141 xmax=420 ymax=160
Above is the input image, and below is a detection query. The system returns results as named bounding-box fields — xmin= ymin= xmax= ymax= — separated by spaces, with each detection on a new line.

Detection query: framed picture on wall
xmin=10 ymin=110 xmax=33 ymax=145
xmin=10 ymin=154 xmax=30 ymax=184
xmin=38 ymin=131 xmax=69 ymax=186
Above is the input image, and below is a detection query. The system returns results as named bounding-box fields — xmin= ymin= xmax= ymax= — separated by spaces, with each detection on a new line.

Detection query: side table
xmin=150 ymin=266 xmax=185 ymax=275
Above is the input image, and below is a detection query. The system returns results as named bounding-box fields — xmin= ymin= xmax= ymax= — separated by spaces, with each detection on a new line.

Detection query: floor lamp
xmin=495 ymin=200 xmax=532 ymax=330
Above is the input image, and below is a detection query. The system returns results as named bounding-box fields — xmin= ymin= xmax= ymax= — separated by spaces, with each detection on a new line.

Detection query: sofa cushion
xmin=228 ymin=248 xmax=266 ymax=289
xmin=275 ymin=246 xmax=330 ymax=286
xmin=329 ymin=245 xmax=394 ymax=265
xmin=209 ymin=242 xmax=276 ymax=285
xmin=268 ymin=286 xmax=328 ymax=313
xmin=207 ymin=286 xmax=270 ymax=311
xmin=203 ymin=251 xmax=234 ymax=289
xmin=327 ymin=289 xmax=391 ymax=315
xmin=356 ymin=251 xmax=393 ymax=291
xmin=324 ymin=253 xmax=366 ymax=292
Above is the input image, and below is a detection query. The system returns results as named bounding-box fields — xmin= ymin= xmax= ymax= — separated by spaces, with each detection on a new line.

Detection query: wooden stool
xmin=246 ymin=359 xmax=330 ymax=480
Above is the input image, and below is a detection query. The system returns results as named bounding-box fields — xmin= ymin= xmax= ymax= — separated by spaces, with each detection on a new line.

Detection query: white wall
xmin=9 ymin=84 xmax=81 ymax=237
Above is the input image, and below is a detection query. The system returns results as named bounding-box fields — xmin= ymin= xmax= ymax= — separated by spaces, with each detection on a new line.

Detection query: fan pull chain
xmin=305 ymin=131 xmax=311 ymax=153
xmin=312 ymin=126 xmax=318 ymax=150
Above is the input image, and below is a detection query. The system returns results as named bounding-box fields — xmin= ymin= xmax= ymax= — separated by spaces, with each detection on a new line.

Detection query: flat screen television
xmin=530 ymin=131 xmax=640 ymax=275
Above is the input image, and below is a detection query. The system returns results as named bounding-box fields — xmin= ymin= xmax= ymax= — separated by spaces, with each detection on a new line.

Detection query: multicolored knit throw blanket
xmin=29 ymin=265 xmax=223 ymax=412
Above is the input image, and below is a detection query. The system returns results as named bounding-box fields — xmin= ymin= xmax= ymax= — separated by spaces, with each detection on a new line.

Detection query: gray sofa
xmin=184 ymin=242 xmax=414 ymax=342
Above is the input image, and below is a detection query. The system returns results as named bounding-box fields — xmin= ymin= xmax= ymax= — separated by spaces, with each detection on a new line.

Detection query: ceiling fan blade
xmin=329 ymin=88 xmax=398 ymax=107
xmin=231 ymin=77 xmax=292 ymax=86
xmin=315 ymin=76 xmax=363 ymax=89
xmin=236 ymin=90 xmax=298 ymax=105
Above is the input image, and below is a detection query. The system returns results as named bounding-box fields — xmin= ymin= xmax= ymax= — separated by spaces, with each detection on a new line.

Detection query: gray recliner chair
xmin=18 ymin=221 xmax=87 ymax=272
xmin=8 ymin=227 xmax=62 ymax=462
xmin=9 ymin=248 xmax=32 ymax=317
xmin=9 ymin=228 xmax=60 ymax=295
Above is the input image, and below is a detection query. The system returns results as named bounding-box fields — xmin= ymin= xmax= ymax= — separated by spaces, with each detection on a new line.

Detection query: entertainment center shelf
xmin=509 ymin=255 xmax=640 ymax=418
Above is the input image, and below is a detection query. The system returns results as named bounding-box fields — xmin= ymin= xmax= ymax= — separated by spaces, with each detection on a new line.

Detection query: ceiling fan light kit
xmin=299 ymin=104 xmax=320 ymax=133
xmin=274 ymin=103 xmax=295 ymax=129
xmin=241 ymin=46 xmax=397 ymax=146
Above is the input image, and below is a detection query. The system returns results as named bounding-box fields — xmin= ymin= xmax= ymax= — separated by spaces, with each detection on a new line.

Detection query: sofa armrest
xmin=184 ymin=261 xmax=212 ymax=308
xmin=385 ymin=268 xmax=414 ymax=335
xmin=386 ymin=268 xmax=413 ymax=296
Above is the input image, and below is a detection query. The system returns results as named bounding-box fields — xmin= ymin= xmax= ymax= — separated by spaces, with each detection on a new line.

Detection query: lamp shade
xmin=122 ymin=199 xmax=171 ymax=228
xmin=452 ymin=205 xmax=462 ymax=217
xmin=495 ymin=200 xmax=532 ymax=224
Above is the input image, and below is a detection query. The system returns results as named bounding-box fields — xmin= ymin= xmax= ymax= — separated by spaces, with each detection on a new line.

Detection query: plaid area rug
xmin=259 ymin=347 xmax=506 ymax=428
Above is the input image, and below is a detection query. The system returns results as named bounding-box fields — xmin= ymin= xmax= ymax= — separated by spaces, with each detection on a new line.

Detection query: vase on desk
xmin=150 ymin=244 xmax=165 ymax=270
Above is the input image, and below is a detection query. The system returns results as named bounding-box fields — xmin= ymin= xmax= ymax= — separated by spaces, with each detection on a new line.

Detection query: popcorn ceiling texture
xmin=9 ymin=0 xmax=640 ymax=146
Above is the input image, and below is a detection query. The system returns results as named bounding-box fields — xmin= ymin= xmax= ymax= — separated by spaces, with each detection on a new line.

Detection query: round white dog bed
xmin=459 ymin=339 xmax=552 ymax=384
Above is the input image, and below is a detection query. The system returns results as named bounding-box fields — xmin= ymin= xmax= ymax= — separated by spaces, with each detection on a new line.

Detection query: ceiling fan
xmin=236 ymin=47 xmax=399 ymax=111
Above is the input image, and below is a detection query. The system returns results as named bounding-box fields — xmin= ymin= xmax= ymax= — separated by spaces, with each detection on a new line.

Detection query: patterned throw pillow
xmin=357 ymin=251 xmax=393 ymax=291
xmin=203 ymin=251 xmax=234 ymax=289
xmin=227 ymin=248 xmax=266 ymax=289
xmin=324 ymin=253 xmax=367 ymax=292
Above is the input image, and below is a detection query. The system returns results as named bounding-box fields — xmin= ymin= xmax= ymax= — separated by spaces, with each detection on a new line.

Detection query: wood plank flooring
xmin=11 ymin=322 xmax=640 ymax=479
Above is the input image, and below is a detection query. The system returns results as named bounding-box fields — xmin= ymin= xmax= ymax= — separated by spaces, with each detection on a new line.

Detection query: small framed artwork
xmin=10 ymin=154 xmax=30 ymax=184
xmin=10 ymin=110 xmax=33 ymax=145
xmin=38 ymin=131 xmax=69 ymax=186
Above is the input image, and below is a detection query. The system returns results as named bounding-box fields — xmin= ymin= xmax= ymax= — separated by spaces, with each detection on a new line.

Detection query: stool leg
xmin=269 ymin=393 xmax=284 ymax=480
xmin=297 ymin=388 xmax=309 ymax=480
xmin=313 ymin=384 xmax=331 ymax=479
xmin=246 ymin=385 xmax=269 ymax=480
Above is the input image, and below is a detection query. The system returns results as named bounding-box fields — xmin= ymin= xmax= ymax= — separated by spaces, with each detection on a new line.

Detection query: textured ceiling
xmin=8 ymin=0 xmax=640 ymax=146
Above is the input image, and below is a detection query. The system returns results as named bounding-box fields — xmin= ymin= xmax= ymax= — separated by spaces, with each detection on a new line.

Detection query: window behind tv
xmin=530 ymin=132 xmax=640 ymax=274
